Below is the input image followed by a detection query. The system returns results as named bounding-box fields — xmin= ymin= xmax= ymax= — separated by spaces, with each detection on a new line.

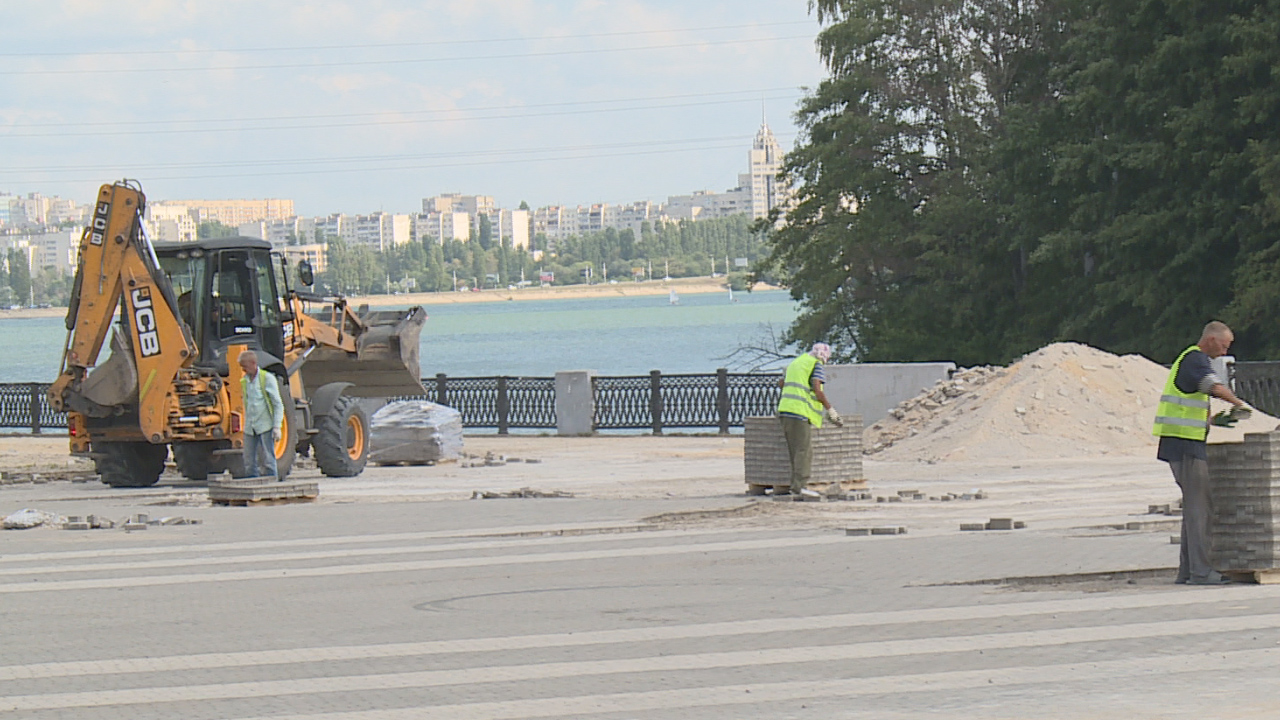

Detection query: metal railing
xmin=1233 ymin=361 xmax=1280 ymax=418
xmin=593 ymin=370 xmax=780 ymax=433
xmin=5 ymin=371 xmax=782 ymax=435
xmin=410 ymin=374 xmax=558 ymax=432
xmin=0 ymin=383 xmax=61 ymax=433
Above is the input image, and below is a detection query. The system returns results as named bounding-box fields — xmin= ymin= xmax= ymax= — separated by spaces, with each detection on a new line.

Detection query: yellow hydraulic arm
xmin=50 ymin=182 xmax=199 ymax=443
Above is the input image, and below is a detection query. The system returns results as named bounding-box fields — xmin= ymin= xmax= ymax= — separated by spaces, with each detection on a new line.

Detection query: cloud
xmin=0 ymin=0 xmax=822 ymax=213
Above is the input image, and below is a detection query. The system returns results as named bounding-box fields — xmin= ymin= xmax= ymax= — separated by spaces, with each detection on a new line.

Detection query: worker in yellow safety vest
xmin=776 ymin=343 xmax=843 ymax=500
xmin=1153 ymin=321 xmax=1251 ymax=585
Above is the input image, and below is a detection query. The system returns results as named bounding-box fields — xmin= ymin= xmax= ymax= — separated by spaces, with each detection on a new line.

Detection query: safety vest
xmin=1152 ymin=345 xmax=1211 ymax=441
xmin=777 ymin=353 xmax=824 ymax=427
xmin=240 ymin=371 xmax=278 ymax=426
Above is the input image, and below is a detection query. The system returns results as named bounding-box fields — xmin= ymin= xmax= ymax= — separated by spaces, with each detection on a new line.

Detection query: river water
xmin=3 ymin=289 xmax=798 ymax=383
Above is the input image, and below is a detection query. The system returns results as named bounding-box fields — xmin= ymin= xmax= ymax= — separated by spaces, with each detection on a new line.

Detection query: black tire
xmin=172 ymin=441 xmax=230 ymax=482
xmin=96 ymin=441 xmax=168 ymax=488
xmin=313 ymin=396 xmax=369 ymax=477
xmin=228 ymin=377 xmax=298 ymax=480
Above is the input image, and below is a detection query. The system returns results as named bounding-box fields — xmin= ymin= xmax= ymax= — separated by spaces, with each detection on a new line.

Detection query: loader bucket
xmin=300 ymin=306 xmax=428 ymax=398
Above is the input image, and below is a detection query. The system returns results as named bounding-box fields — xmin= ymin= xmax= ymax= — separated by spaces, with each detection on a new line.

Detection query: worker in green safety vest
xmin=776 ymin=343 xmax=843 ymax=500
xmin=1153 ymin=321 xmax=1251 ymax=585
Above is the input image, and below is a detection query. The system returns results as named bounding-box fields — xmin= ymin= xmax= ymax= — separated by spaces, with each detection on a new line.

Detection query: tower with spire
xmin=739 ymin=111 xmax=790 ymax=220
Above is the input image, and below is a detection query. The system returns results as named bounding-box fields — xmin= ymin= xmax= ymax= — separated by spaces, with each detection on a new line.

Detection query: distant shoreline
xmin=353 ymin=276 xmax=777 ymax=308
xmin=0 ymin=277 xmax=782 ymax=320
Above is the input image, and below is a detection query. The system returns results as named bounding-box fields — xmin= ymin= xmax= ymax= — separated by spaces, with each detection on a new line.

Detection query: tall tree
xmin=7 ymin=249 xmax=32 ymax=305
xmin=764 ymin=0 xmax=1069 ymax=364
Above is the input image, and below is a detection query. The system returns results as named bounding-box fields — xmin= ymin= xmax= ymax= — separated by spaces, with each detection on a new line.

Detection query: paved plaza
xmin=2 ymin=436 xmax=1279 ymax=718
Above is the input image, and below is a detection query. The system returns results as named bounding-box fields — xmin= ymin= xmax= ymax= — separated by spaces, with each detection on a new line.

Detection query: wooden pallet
xmin=746 ymin=479 xmax=868 ymax=496
xmin=1224 ymin=569 xmax=1280 ymax=585
xmin=208 ymin=477 xmax=319 ymax=506
xmin=212 ymin=496 xmax=318 ymax=507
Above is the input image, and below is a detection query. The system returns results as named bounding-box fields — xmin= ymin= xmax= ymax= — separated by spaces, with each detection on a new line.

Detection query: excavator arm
xmin=50 ymin=182 xmax=200 ymax=443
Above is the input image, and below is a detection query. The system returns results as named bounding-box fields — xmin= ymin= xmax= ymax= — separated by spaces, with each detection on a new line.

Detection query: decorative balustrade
xmin=0 ymin=370 xmax=783 ymax=435
xmin=12 ymin=361 xmax=1278 ymax=436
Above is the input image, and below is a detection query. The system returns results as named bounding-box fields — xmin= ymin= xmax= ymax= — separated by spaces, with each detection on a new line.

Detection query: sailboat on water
xmin=669 ymin=288 xmax=679 ymax=305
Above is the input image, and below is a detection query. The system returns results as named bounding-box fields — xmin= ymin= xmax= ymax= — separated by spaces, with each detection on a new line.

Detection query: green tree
xmin=197 ymin=221 xmax=237 ymax=239
xmin=477 ymin=214 xmax=494 ymax=251
xmin=766 ymin=0 xmax=1280 ymax=364
xmin=7 ymin=249 xmax=32 ymax=305
xmin=1047 ymin=0 xmax=1280 ymax=361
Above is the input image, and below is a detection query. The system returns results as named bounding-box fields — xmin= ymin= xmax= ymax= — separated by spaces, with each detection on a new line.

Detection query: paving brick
xmin=744 ymin=416 xmax=864 ymax=490
xmin=1209 ymin=432 xmax=1280 ymax=570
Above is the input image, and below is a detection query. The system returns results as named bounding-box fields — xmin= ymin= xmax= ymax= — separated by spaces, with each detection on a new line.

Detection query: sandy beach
xmin=352 ymin=276 xmax=774 ymax=308
xmin=0 ymin=277 xmax=779 ymax=320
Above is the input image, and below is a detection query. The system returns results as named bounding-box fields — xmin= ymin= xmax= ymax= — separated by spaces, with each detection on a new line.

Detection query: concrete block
xmin=555 ymin=370 xmax=597 ymax=436
xmin=822 ymin=362 xmax=956 ymax=425
xmin=960 ymin=523 xmax=986 ymax=531
xmin=64 ymin=522 xmax=90 ymax=531
xmin=870 ymin=527 xmax=903 ymax=535
xmin=986 ymin=518 xmax=1015 ymax=531
xmin=845 ymin=528 xmax=871 ymax=536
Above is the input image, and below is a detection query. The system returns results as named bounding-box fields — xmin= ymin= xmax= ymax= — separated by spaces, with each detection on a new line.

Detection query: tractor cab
xmin=153 ymin=237 xmax=289 ymax=370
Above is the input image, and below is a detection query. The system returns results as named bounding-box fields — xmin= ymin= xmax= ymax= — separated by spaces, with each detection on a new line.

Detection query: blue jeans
xmin=244 ymin=431 xmax=278 ymax=479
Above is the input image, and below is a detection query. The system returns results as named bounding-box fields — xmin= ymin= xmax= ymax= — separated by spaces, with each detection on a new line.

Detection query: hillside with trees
xmin=317 ymin=214 xmax=766 ymax=294
xmin=762 ymin=0 xmax=1280 ymax=365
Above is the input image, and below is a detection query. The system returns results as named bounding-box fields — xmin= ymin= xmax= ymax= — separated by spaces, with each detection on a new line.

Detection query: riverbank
xmin=353 ymin=276 xmax=776 ymax=308
xmin=0 ymin=278 xmax=781 ymax=319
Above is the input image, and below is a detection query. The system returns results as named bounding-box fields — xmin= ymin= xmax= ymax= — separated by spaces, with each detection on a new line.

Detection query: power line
xmin=4 ymin=87 xmax=801 ymax=129
xmin=0 ymin=20 xmax=814 ymax=58
xmin=1 ymin=133 xmax=797 ymax=184
xmin=1 ymin=134 xmax=785 ymax=174
xmin=18 ymin=143 xmax=753 ymax=184
xmin=0 ymin=93 xmax=800 ymax=138
xmin=1 ymin=35 xmax=814 ymax=76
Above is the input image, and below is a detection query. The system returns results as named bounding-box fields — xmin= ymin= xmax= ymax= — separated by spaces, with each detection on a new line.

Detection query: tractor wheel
xmin=227 ymin=377 xmax=298 ymax=480
xmin=313 ymin=396 xmax=369 ymax=477
xmin=172 ymin=441 xmax=227 ymax=482
xmin=96 ymin=441 xmax=168 ymax=488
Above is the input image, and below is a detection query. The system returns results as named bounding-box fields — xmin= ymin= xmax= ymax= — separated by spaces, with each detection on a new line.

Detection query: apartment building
xmin=146 ymin=204 xmax=199 ymax=244
xmin=414 ymin=211 xmax=471 ymax=244
xmin=154 ymin=198 xmax=295 ymax=227
xmin=353 ymin=212 xmax=411 ymax=252
xmin=282 ymin=244 xmax=328 ymax=275
xmin=26 ymin=230 xmax=78 ymax=274
xmin=532 ymin=206 xmax=575 ymax=243
xmin=663 ymin=187 xmax=753 ymax=221
xmin=313 ymin=214 xmax=357 ymax=245
xmin=493 ymin=208 xmax=531 ymax=249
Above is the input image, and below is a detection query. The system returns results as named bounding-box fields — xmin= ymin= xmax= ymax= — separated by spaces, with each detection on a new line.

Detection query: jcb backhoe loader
xmin=49 ymin=180 xmax=428 ymax=487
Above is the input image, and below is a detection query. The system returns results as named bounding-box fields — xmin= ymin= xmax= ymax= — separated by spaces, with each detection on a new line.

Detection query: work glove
xmin=826 ymin=408 xmax=844 ymax=427
xmin=272 ymin=427 xmax=282 ymax=444
xmin=1211 ymin=412 xmax=1238 ymax=428
xmin=1229 ymin=404 xmax=1253 ymax=421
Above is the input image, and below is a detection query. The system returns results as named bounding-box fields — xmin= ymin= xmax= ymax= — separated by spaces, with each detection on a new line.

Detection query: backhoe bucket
xmin=300 ymin=307 xmax=428 ymax=398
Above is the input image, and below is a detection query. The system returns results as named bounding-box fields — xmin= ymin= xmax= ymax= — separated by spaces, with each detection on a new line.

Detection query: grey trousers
xmin=779 ymin=415 xmax=813 ymax=494
xmin=1171 ymin=456 xmax=1213 ymax=582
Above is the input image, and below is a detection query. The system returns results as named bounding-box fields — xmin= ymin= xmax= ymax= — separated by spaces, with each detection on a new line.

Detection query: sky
xmin=0 ymin=1 xmax=827 ymax=217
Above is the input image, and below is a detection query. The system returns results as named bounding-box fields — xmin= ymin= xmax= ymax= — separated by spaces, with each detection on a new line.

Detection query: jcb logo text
xmin=131 ymin=287 xmax=161 ymax=357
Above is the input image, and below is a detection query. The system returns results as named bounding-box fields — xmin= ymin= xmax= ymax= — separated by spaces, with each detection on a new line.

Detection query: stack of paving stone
xmin=208 ymin=474 xmax=319 ymax=505
xmin=743 ymin=415 xmax=864 ymax=494
xmin=1208 ymin=431 xmax=1280 ymax=572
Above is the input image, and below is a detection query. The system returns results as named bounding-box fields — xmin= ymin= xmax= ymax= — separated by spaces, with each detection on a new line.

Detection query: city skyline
xmin=0 ymin=2 xmax=825 ymax=216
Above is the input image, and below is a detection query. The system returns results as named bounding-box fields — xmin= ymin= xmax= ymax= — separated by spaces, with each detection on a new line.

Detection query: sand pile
xmin=864 ymin=342 xmax=1278 ymax=462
